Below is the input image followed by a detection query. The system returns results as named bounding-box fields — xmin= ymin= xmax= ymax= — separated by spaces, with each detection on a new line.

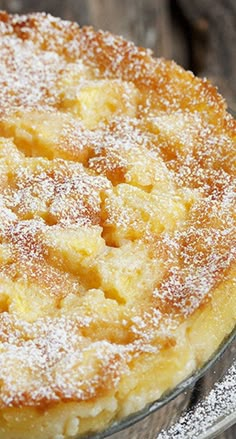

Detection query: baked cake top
xmin=0 ymin=11 xmax=235 ymax=411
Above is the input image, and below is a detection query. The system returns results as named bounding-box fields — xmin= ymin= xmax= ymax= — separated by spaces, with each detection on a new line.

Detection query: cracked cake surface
xmin=0 ymin=11 xmax=235 ymax=439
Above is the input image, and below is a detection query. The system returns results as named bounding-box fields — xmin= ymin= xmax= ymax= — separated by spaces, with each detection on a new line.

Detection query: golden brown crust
xmin=0 ymin=11 xmax=227 ymax=118
xmin=0 ymin=11 xmax=235 ymax=438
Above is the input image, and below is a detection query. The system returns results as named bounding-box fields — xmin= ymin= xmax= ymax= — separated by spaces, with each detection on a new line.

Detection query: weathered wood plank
xmin=178 ymin=0 xmax=236 ymax=110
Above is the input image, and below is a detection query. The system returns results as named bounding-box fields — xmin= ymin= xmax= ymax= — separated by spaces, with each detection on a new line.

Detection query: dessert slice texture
xmin=0 ymin=11 xmax=235 ymax=439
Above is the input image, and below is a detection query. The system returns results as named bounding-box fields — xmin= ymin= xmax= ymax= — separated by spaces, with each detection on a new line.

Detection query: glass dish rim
xmin=82 ymin=326 xmax=236 ymax=439
xmin=197 ymin=410 xmax=236 ymax=439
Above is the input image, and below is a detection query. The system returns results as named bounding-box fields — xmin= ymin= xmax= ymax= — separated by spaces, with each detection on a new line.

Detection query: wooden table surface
xmin=0 ymin=1 xmax=235 ymax=438
xmin=220 ymin=426 xmax=235 ymax=439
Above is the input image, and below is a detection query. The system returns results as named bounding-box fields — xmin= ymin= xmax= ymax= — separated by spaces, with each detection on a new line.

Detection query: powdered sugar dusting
xmin=2 ymin=158 xmax=110 ymax=226
xmin=0 ymin=313 xmax=130 ymax=406
xmin=0 ymin=36 xmax=62 ymax=115
xmin=157 ymin=359 xmax=236 ymax=439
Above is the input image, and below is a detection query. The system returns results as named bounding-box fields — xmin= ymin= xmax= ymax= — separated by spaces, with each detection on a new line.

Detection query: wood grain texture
xmin=177 ymin=0 xmax=236 ymax=112
xmin=220 ymin=427 xmax=236 ymax=439
xmin=0 ymin=1 xmax=235 ymax=438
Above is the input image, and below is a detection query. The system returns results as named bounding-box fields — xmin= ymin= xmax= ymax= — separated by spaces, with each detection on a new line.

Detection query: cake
xmin=0 ymin=11 xmax=235 ymax=439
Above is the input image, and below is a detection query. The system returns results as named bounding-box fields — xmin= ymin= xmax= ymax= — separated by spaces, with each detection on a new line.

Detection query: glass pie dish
xmin=85 ymin=109 xmax=235 ymax=439
xmin=85 ymin=109 xmax=236 ymax=439
xmin=82 ymin=326 xmax=236 ymax=439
